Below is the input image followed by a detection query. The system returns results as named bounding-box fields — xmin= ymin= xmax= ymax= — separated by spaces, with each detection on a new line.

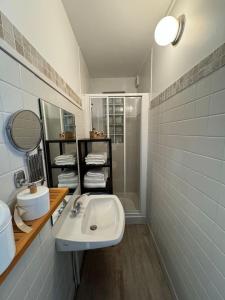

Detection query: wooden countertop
xmin=0 ymin=187 xmax=69 ymax=285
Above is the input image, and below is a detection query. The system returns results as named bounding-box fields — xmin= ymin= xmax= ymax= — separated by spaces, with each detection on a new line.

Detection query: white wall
xmin=0 ymin=48 xmax=84 ymax=300
xmin=152 ymin=0 xmax=225 ymax=96
xmin=80 ymin=50 xmax=90 ymax=97
xmin=89 ymin=77 xmax=137 ymax=93
xmin=0 ymin=0 xmax=89 ymax=97
xmin=149 ymin=66 xmax=225 ymax=300
xmin=148 ymin=0 xmax=225 ymax=299
xmin=138 ymin=51 xmax=152 ymax=93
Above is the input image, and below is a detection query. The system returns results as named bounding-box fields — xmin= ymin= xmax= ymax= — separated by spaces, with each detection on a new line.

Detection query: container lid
xmin=17 ymin=186 xmax=49 ymax=206
xmin=0 ymin=200 xmax=11 ymax=232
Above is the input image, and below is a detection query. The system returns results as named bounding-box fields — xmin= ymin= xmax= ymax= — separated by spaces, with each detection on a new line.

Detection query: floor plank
xmin=76 ymin=224 xmax=172 ymax=300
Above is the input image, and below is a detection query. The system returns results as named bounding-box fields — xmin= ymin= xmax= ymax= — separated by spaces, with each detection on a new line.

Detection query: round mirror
xmin=6 ymin=110 xmax=43 ymax=152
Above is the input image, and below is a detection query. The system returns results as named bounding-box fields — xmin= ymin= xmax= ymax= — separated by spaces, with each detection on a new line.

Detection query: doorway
xmin=89 ymin=94 xmax=149 ymax=222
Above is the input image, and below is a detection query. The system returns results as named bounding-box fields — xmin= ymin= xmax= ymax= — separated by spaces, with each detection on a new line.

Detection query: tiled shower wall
xmin=0 ymin=48 xmax=84 ymax=300
xmin=149 ymin=63 xmax=225 ymax=299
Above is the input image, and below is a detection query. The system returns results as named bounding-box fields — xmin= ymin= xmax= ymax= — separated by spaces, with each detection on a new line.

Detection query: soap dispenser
xmin=0 ymin=200 xmax=16 ymax=275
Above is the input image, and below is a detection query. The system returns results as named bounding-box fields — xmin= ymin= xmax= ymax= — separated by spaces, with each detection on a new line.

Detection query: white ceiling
xmin=62 ymin=0 xmax=172 ymax=78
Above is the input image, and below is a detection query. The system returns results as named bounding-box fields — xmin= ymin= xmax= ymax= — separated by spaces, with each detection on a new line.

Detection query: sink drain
xmin=90 ymin=225 xmax=97 ymax=231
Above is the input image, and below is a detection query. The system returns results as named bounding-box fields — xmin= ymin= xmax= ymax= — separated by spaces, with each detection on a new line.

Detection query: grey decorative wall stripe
xmin=151 ymin=42 xmax=225 ymax=109
xmin=0 ymin=11 xmax=82 ymax=107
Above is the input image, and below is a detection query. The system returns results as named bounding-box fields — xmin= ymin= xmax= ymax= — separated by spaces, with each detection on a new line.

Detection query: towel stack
xmin=58 ymin=171 xmax=79 ymax=188
xmin=54 ymin=154 xmax=76 ymax=166
xmin=84 ymin=169 xmax=107 ymax=188
xmin=85 ymin=152 xmax=107 ymax=165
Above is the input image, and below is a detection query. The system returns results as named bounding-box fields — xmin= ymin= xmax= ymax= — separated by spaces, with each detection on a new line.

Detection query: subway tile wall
xmin=0 ymin=48 xmax=84 ymax=299
xmin=149 ymin=65 xmax=225 ymax=300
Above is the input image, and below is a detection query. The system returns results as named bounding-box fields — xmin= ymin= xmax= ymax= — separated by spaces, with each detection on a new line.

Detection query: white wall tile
xmin=0 ymin=49 xmax=83 ymax=300
xmin=22 ymin=92 xmax=39 ymax=114
xmin=211 ymin=245 xmax=225 ymax=279
xmin=149 ymin=65 xmax=225 ymax=300
xmin=212 ymin=66 xmax=225 ymax=93
xmin=209 ymin=89 xmax=225 ymax=115
xmin=177 ymin=117 xmax=208 ymax=136
xmin=20 ymin=65 xmax=42 ymax=97
xmin=195 ymin=95 xmax=210 ymax=117
xmin=0 ymin=51 xmax=21 ymax=88
xmin=6 ymin=269 xmax=30 ymax=300
xmin=212 ymin=223 xmax=225 ymax=255
xmin=184 ymin=101 xmax=196 ymax=119
xmin=0 ymin=144 xmax=11 ymax=175
xmin=220 ymin=162 xmax=225 ymax=184
xmin=208 ymin=114 xmax=225 ymax=137
xmin=182 ymin=151 xmax=222 ymax=182
xmin=0 ymin=113 xmax=4 ymax=143
xmin=7 ymin=145 xmax=25 ymax=171
xmin=0 ymin=172 xmax=16 ymax=204
xmin=216 ymin=204 xmax=225 ymax=231
xmin=185 ymin=136 xmax=225 ymax=160
xmin=0 ymin=81 xmax=23 ymax=113
xmin=218 ymin=184 xmax=225 ymax=208
xmin=196 ymin=75 xmax=212 ymax=99
xmin=209 ymin=265 xmax=225 ymax=298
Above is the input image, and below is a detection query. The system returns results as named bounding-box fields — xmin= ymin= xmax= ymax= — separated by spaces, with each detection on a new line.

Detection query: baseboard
xmin=125 ymin=215 xmax=147 ymax=224
xmin=147 ymin=224 xmax=179 ymax=300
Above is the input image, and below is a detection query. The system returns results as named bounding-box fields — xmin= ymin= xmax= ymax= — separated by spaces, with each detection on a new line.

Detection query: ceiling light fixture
xmin=154 ymin=15 xmax=185 ymax=46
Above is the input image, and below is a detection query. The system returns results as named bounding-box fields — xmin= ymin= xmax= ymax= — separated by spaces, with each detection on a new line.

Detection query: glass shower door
xmin=124 ymin=97 xmax=141 ymax=211
xmin=108 ymin=97 xmax=125 ymax=197
xmin=90 ymin=95 xmax=142 ymax=213
xmin=90 ymin=97 xmax=107 ymax=133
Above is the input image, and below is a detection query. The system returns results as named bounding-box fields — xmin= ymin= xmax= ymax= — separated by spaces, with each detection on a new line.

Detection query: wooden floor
xmin=76 ymin=224 xmax=172 ymax=300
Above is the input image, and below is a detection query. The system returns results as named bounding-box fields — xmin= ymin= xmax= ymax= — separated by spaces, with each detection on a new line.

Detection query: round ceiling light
xmin=154 ymin=15 xmax=185 ymax=46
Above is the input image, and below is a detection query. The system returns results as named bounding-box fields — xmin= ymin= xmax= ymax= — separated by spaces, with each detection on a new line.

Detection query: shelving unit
xmin=78 ymin=138 xmax=113 ymax=194
xmin=45 ymin=139 xmax=78 ymax=194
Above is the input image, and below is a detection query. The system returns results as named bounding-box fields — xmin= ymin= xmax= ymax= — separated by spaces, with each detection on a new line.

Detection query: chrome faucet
xmin=71 ymin=193 xmax=90 ymax=216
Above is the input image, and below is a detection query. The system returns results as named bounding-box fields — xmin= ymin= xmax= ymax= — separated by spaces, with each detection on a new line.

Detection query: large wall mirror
xmin=39 ymin=99 xmax=79 ymax=194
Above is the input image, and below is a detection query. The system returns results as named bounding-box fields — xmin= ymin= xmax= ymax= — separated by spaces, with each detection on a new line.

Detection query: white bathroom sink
xmin=56 ymin=194 xmax=125 ymax=251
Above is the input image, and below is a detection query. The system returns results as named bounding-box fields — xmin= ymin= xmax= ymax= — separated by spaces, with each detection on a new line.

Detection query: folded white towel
xmin=85 ymin=152 xmax=107 ymax=165
xmin=55 ymin=158 xmax=76 ymax=163
xmin=55 ymin=161 xmax=75 ymax=166
xmin=58 ymin=183 xmax=78 ymax=188
xmin=84 ymin=182 xmax=106 ymax=188
xmin=55 ymin=154 xmax=74 ymax=160
xmin=54 ymin=154 xmax=76 ymax=166
xmin=58 ymin=171 xmax=76 ymax=179
xmin=58 ymin=177 xmax=79 ymax=184
xmin=84 ymin=175 xmax=105 ymax=183
xmin=86 ymin=152 xmax=107 ymax=159
xmin=86 ymin=169 xmax=105 ymax=178
xmin=85 ymin=160 xmax=105 ymax=165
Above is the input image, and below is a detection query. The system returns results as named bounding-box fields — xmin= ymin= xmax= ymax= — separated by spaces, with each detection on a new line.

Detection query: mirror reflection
xmin=40 ymin=101 xmax=76 ymax=140
xmin=39 ymin=99 xmax=79 ymax=194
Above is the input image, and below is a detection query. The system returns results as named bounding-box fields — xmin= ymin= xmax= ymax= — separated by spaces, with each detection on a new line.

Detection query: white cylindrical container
xmin=17 ymin=186 xmax=50 ymax=221
xmin=0 ymin=200 xmax=16 ymax=275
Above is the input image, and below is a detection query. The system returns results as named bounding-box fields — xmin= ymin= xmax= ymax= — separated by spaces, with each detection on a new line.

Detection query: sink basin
xmin=56 ymin=194 xmax=125 ymax=251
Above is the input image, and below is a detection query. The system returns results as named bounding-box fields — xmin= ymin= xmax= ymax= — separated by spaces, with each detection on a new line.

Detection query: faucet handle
xmin=71 ymin=193 xmax=90 ymax=216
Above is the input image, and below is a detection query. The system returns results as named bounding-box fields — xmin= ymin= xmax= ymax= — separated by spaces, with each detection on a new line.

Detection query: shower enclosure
xmin=89 ymin=94 xmax=148 ymax=221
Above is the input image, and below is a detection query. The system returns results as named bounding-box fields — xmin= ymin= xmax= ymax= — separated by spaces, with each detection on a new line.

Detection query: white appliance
xmin=0 ymin=200 xmax=16 ymax=275
xmin=17 ymin=186 xmax=50 ymax=221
